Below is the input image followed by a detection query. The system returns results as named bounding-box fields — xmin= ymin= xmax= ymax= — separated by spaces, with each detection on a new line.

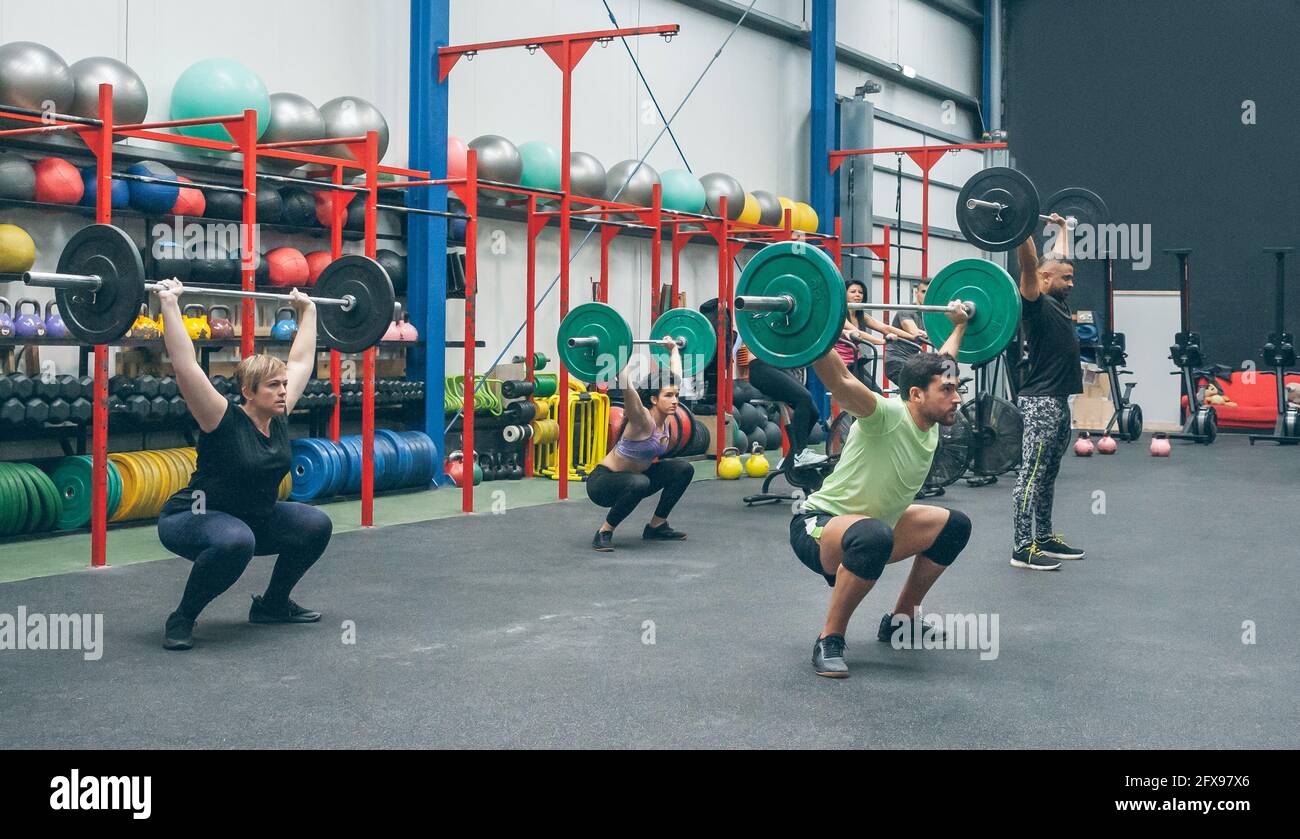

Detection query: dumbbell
xmin=135 ymin=375 xmax=160 ymax=398
xmin=33 ymin=375 xmax=61 ymax=400
xmin=109 ymin=394 xmax=151 ymax=421
xmin=110 ymin=375 xmax=136 ymax=396
xmin=5 ymin=373 xmax=35 ymax=400
xmin=148 ymin=395 xmax=168 ymax=421
xmin=1 ymin=396 xmax=49 ymax=426
xmin=211 ymin=375 xmax=231 ymax=395
xmin=46 ymin=397 xmax=71 ymax=423
xmin=158 ymin=376 xmax=179 ymax=398
xmin=168 ymin=396 xmax=188 ymax=419
xmin=68 ymin=397 xmax=91 ymax=423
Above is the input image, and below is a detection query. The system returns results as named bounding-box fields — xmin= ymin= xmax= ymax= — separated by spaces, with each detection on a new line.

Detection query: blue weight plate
xmin=341 ymin=436 xmax=362 ymax=495
xmin=373 ymin=432 xmax=396 ymax=491
xmin=376 ymin=429 xmax=409 ymax=489
xmin=307 ymin=438 xmax=342 ymax=500
xmin=406 ymin=431 xmax=436 ymax=486
xmin=290 ymin=439 xmax=330 ymax=501
xmin=321 ymin=438 xmax=346 ymax=498
xmin=398 ymin=431 xmax=425 ymax=487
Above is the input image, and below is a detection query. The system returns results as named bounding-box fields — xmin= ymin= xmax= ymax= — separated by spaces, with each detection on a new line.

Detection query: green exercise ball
xmin=519 ymin=141 xmax=561 ymax=191
xmin=169 ymin=58 xmax=270 ymax=142
xmin=660 ymin=169 xmax=705 ymax=213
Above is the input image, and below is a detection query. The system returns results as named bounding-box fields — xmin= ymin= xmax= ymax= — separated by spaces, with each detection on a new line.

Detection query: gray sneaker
xmin=812 ymin=634 xmax=849 ymax=677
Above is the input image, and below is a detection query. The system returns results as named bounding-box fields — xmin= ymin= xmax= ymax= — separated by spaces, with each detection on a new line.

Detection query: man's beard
xmin=1049 ymin=285 xmax=1070 ymax=302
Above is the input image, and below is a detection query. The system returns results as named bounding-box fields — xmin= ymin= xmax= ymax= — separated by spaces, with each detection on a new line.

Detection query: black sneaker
xmin=1035 ymin=533 xmax=1085 ymax=560
xmin=1010 ymin=542 xmax=1062 ymax=571
xmin=592 ymin=530 xmax=614 ymax=552
xmin=163 ymin=611 xmax=194 ymax=651
xmin=876 ymin=612 xmax=946 ymax=646
xmin=812 ymin=634 xmax=849 ymax=678
xmin=642 ymin=522 xmax=686 ymax=541
xmin=249 ymin=595 xmax=321 ymax=624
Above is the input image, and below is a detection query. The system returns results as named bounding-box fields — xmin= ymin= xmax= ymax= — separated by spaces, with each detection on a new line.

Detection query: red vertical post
xmin=557 ymin=51 xmax=573 ymax=502
xmin=599 ymin=217 xmax=611 ymax=303
xmin=239 ymin=110 xmax=258 ymax=359
xmin=525 ymin=196 xmax=538 ymax=479
xmin=462 ymin=150 xmax=479 ymax=512
xmin=714 ymin=199 xmax=728 ymax=474
xmin=361 ymin=131 xmax=379 ymax=527
xmin=329 ymin=166 xmax=344 ymax=442
xmin=921 ymin=165 xmax=929 ymax=282
xmin=90 ymin=83 xmax=113 ymax=569
xmin=881 ymin=224 xmax=893 ymax=390
xmin=671 ymin=228 xmax=682 ymax=305
xmin=650 ymin=183 xmax=662 ymax=319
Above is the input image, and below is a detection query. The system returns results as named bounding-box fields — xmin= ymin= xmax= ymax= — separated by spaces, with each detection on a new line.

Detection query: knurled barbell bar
xmin=18 ymin=224 xmax=394 ymax=353
xmin=732 ymin=241 xmax=1021 ymax=368
xmin=556 ymin=302 xmax=718 ymax=383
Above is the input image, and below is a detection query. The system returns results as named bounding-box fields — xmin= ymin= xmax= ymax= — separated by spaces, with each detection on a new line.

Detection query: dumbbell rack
xmin=1 ymin=87 xmax=477 ymax=566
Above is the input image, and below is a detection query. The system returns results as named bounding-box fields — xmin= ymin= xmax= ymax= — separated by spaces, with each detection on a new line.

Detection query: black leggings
xmin=747 ymin=358 xmax=819 ymax=452
xmin=587 ymin=461 xmax=694 ymax=528
xmin=158 ymin=501 xmax=333 ymax=620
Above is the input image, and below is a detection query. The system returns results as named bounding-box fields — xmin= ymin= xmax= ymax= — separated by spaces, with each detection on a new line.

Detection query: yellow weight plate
xmin=108 ymin=453 xmax=138 ymax=522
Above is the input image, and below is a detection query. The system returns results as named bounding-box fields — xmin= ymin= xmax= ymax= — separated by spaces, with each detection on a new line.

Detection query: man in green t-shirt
xmin=790 ymin=306 xmax=971 ymax=678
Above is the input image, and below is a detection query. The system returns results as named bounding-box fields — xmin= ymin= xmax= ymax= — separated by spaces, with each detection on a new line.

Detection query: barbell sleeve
xmin=849 ymin=301 xmax=976 ymax=318
xmin=734 ymin=295 xmax=795 ymax=313
xmin=24 ymin=270 xmax=355 ymax=311
xmin=567 ymin=336 xmax=686 ymax=349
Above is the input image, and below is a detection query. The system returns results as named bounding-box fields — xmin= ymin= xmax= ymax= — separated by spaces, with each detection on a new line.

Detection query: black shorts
xmin=790 ymin=510 xmax=838 ymax=587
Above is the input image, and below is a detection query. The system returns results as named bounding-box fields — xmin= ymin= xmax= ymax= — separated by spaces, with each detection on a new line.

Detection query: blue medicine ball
xmin=126 ymin=161 xmax=180 ymax=214
xmin=79 ymin=166 xmax=129 ymax=208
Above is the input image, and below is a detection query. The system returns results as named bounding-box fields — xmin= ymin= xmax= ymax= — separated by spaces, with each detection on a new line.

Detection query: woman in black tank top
xmin=154 ymin=278 xmax=333 ymax=651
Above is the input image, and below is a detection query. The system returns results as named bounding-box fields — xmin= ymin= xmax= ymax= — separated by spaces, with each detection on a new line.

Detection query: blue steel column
xmin=409 ymin=0 xmax=449 ymax=474
xmin=808 ymin=0 xmax=836 ymax=423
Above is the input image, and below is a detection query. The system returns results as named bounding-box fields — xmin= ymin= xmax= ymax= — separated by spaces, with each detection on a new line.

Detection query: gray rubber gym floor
xmin=1 ymin=433 xmax=1296 ymax=749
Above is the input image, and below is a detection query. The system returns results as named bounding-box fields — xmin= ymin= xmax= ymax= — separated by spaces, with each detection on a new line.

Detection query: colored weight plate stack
xmin=289 ymin=431 xmax=438 ymax=501
xmin=533 ymin=374 xmax=558 ymax=398
xmin=107 ymin=447 xmax=197 ymax=522
xmin=0 ymin=462 xmax=65 ymax=536
xmin=47 ymin=455 xmax=123 ymax=530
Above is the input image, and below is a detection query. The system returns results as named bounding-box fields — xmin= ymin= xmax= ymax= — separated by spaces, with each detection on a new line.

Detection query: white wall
xmin=1 ymin=0 xmax=982 ymax=378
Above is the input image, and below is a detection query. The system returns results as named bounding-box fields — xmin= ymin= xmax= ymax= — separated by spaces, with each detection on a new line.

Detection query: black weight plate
xmin=1043 ymin=187 xmax=1109 ymax=231
xmin=315 ymin=255 xmax=395 ymax=354
xmin=55 ymin=224 xmax=146 ymax=344
xmin=956 ymin=167 xmax=1039 ymax=252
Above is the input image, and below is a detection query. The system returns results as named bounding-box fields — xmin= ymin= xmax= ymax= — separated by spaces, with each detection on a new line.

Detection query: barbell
xmin=956 ymin=167 xmax=1109 ymax=252
xmin=732 ymin=241 xmax=1020 ymax=368
xmin=18 ymin=224 xmax=394 ymax=353
xmin=557 ymin=302 xmax=717 ymax=383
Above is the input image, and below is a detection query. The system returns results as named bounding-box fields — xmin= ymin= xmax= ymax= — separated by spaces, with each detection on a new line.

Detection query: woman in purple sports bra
xmin=587 ymin=341 xmax=694 ymax=552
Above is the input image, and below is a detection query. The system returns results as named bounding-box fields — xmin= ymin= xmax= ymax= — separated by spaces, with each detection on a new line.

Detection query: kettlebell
xmin=271 ymin=306 xmax=298 ymax=341
xmin=445 ymin=450 xmax=466 ymax=486
xmin=208 ymin=304 xmax=234 ymax=339
xmin=127 ymin=304 xmax=161 ymax=339
xmin=745 ymin=442 xmax=770 ymax=478
xmin=182 ymin=303 xmax=211 ymax=340
xmin=383 ymin=303 xmax=403 ymax=342
xmin=718 ymin=447 xmax=743 ymax=479
xmin=509 ymin=454 xmax=524 ymax=480
xmin=1096 ymin=433 xmax=1118 ymax=454
xmin=0 ymin=298 xmax=14 ymax=337
xmin=471 ymin=451 xmax=484 ymax=485
xmin=13 ymin=298 xmax=46 ymax=338
xmin=1073 ymin=431 xmax=1094 ymax=457
xmin=398 ymin=313 xmax=419 ymax=342
xmin=1150 ymin=432 xmax=1171 ymax=457
xmin=44 ymin=300 xmax=68 ymax=338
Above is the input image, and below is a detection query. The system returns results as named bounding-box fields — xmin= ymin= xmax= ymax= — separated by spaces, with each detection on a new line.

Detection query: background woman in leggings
xmin=587 ymin=342 xmax=694 ymax=552
xmin=155 ymin=279 xmax=333 ymax=651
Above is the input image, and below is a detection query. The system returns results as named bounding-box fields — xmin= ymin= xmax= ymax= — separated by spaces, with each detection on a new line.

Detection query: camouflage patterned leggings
xmin=1011 ymin=396 xmax=1072 ymax=548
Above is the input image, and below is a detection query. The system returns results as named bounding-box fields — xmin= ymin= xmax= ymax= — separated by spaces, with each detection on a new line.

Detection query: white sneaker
xmin=792 ymin=448 xmax=829 ymax=468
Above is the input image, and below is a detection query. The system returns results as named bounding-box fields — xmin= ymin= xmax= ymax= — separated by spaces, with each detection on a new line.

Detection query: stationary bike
xmin=1249 ymin=247 xmax=1300 ymax=445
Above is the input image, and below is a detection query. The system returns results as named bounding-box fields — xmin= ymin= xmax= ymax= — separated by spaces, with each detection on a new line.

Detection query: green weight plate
xmin=315 ymin=255 xmax=396 ymax=354
xmin=105 ymin=456 xmax=122 ymax=519
xmin=17 ymin=464 xmax=60 ymax=532
xmin=12 ymin=465 xmax=39 ymax=534
xmin=649 ymin=307 xmax=717 ymax=378
xmin=0 ymin=465 xmax=19 ymax=535
xmin=557 ymin=302 xmax=633 ymax=385
xmin=923 ymin=258 xmax=1021 ymax=366
xmin=55 ymin=224 xmax=147 ymax=345
xmin=49 ymin=457 xmax=91 ymax=530
xmin=734 ymin=242 xmax=846 ymax=368
xmin=0 ymin=464 xmax=30 ymax=536
xmin=956 ymin=167 xmax=1039 ymax=252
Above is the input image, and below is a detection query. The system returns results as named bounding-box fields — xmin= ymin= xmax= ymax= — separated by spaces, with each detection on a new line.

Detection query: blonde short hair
xmin=234 ymin=354 xmax=288 ymax=395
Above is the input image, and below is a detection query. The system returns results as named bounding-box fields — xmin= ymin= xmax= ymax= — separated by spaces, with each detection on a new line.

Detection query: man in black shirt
xmin=1011 ymin=214 xmax=1085 ymax=570
xmin=885 ymin=277 xmax=930 ymax=384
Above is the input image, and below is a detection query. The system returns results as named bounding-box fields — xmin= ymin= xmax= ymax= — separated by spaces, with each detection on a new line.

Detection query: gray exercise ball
xmin=0 ymin=151 xmax=35 ymax=200
xmin=469 ymin=134 xmax=522 ymax=202
xmin=700 ymin=172 xmax=745 ymax=220
xmin=0 ymin=42 xmax=74 ymax=116
xmin=318 ymin=96 xmax=389 ymax=163
xmin=69 ymin=56 xmax=148 ymax=128
xmin=752 ymin=190 xmax=782 ymax=226
xmin=569 ymin=151 xmax=606 ymax=199
xmin=260 ymin=92 xmax=326 ymax=172
xmin=605 ymin=159 xmax=659 ymax=206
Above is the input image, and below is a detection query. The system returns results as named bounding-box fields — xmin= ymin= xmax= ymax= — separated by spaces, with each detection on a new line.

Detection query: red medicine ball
xmin=266 ymin=247 xmax=309 ymax=287
xmin=33 ymin=157 xmax=85 ymax=204
xmin=313 ymin=190 xmax=357 ymax=226
xmin=305 ymin=251 xmax=333 ymax=286
xmin=172 ymin=176 xmax=206 ymax=217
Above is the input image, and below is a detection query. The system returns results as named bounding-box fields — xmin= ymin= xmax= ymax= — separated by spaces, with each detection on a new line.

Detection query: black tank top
xmin=161 ymin=401 xmax=291 ymax=522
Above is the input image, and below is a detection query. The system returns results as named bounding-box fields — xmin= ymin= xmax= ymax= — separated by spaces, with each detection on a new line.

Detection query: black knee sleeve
xmin=923 ymin=509 xmax=970 ymax=566
xmin=839 ymin=518 xmax=893 ymax=581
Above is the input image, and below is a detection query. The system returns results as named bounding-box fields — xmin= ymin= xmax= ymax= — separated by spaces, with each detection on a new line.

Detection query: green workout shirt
xmin=805 ymin=395 xmax=938 ymax=527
